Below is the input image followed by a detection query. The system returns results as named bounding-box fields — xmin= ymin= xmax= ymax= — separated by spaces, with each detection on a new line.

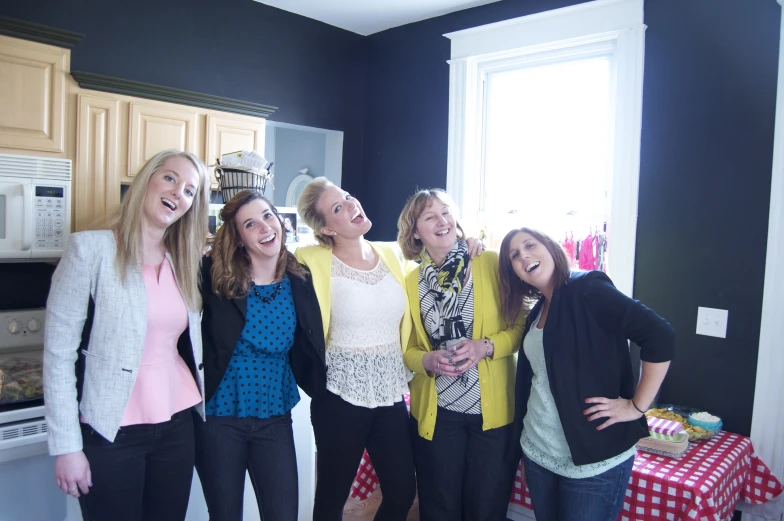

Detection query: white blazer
xmin=43 ymin=230 xmax=205 ymax=456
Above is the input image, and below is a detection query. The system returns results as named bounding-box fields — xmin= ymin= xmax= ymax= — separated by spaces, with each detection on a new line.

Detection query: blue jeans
xmin=523 ymin=454 xmax=634 ymax=521
xmin=194 ymin=412 xmax=298 ymax=521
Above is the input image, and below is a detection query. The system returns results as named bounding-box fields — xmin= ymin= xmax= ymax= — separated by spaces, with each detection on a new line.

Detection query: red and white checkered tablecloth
xmin=352 ymin=428 xmax=782 ymax=521
xmin=510 ymin=431 xmax=783 ymax=521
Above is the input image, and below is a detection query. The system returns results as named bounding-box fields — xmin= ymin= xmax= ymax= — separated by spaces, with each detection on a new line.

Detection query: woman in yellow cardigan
xmin=397 ymin=189 xmax=526 ymax=521
xmin=294 ymin=177 xmax=420 ymax=521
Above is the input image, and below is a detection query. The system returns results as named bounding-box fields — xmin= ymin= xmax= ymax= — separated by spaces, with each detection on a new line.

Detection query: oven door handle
xmin=21 ymin=182 xmax=33 ymax=251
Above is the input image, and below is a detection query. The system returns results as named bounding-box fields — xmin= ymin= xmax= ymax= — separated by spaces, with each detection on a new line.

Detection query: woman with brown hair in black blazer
xmin=196 ymin=190 xmax=323 ymax=521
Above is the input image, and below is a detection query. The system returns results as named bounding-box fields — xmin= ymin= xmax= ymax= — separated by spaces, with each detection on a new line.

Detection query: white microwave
xmin=0 ymin=153 xmax=72 ymax=261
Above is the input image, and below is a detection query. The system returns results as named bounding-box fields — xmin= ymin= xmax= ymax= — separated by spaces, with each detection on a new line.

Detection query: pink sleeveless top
xmin=119 ymin=258 xmax=202 ymax=425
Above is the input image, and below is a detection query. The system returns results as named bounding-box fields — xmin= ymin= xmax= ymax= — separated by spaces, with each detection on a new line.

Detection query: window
xmin=445 ymin=0 xmax=645 ymax=296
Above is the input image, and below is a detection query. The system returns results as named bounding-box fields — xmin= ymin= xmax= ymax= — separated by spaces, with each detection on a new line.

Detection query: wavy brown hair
xmin=209 ymin=190 xmax=307 ymax=299
xmin=499 ymin=227 xmax=571 ymax=324
xmin=396 ymin=188 xmax=466 ymax=261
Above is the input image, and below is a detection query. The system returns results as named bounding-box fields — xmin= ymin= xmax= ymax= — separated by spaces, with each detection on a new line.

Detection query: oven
xmin=0 ymin=308 xmax=46 ymax=463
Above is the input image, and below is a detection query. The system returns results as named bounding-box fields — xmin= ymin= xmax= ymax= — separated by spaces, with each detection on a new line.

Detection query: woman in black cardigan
xmin=498 ymin=228 xmax=675 ymax=521
xmin=196 ymin=190 xmax=324 ymax=521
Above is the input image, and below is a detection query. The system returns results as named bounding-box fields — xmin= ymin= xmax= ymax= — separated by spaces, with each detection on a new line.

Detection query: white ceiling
xmin=255 ymin=0 xmax=502 ymax=36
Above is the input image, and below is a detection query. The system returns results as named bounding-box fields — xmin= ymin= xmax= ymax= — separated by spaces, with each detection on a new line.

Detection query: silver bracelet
xmin=483 ymin=339 xmax=493 ymax=359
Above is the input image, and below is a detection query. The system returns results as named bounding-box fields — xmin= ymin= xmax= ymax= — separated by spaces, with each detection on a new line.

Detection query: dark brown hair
xmin=209 ymin=190 xmax=307 ymax=299
xmin=499 ymin=227 xmax=571 ymax=324
xmin=396 ymin=188 xmax=466 ymax=260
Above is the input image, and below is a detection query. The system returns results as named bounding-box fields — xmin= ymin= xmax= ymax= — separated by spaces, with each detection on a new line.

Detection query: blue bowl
xmin=688 ymin=414 xmax=722 ymax=433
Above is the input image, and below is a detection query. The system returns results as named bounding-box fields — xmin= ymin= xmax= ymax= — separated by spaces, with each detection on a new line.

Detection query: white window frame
xmin=742 ymin=3 xmax=784 ymax=521
xmin=444 ymin=0 xmax=646 ymax=297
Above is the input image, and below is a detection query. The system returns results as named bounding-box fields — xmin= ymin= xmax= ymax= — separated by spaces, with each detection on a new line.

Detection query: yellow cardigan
xmin=294 ymin=242 xmax=414 ymax=350
xmin=405 ymin=250 xmax=526 ymax=440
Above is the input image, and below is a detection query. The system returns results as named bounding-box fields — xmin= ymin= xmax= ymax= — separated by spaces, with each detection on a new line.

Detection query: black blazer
xmin=509 ymin=270 xmax=676 ymax=466
xmin=200 ymin=256 xmax=326 ymax=403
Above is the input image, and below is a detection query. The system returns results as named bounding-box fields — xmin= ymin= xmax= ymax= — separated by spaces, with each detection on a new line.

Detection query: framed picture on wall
xmin=277 ymin=207 xmax=299 ymax=244
xmin=208 ymin=204 xmax=224 ymax=235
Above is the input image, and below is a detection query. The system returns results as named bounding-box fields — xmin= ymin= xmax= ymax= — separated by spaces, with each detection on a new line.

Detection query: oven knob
xmin=28 ymin=318 xmax=42 ymax=332
xmin=8 ymin=319 xmax=21 ymax=334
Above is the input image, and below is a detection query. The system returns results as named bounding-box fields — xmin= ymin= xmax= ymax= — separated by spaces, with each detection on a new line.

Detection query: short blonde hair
xmin=397 ymin=188 xmax=465 ymax=260
xmin=296 ymin=177 xmax=334 ymax=247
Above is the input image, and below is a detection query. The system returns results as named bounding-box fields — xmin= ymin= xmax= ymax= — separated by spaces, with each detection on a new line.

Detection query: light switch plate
xmin=696 ymin=307 xmax=728 ymax=338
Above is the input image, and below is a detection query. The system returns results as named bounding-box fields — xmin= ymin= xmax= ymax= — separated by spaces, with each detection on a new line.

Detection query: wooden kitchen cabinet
xmin=205 ymin=114 xmax=266 ymax=187
xmin=127 ymin=101 xmax=199 ymax=182
xmin=74 ymin=94 xmax=121 ymax=231
xmin=0 ymin=35 xmax=69 ymax=155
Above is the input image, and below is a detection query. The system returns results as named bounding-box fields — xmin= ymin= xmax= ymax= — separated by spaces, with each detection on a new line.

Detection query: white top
xmin=326 ymin=255 xmax=412 ymax=408
xmin=520 ymin=312 xmax=636 ymax=478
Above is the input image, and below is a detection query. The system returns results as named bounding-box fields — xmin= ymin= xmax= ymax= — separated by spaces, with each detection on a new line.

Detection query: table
xmin=353 ymin=430 xmax=783 ymax=521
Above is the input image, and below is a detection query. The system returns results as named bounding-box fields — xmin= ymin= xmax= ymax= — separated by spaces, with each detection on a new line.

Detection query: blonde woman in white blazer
xmin=44 ymin=149 xmax=210 ymax=521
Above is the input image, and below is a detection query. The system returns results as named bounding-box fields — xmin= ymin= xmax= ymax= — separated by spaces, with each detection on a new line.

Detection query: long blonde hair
xmin=106 ymin=149 xmax=210 ymax=310
xmin=209 ymin=190 xmax=307 ymax=299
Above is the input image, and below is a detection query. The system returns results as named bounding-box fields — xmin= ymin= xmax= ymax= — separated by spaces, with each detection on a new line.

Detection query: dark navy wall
xmin=0 ymin=0 xmax=367 ymax=310
xmin=0 ymin=0 xmax=368 ymax=193
xmin=360 ymin=0 xmax=779 ymax=436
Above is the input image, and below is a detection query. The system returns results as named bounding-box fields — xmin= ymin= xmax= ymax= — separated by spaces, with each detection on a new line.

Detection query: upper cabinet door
xmin=74 ymin=94 xmax=121 ymax=231
xmin=127 ymin=101 xmax=198 ymax=179
xmin=0 ymin=36 xmax=68 ymax=154
xmin=205 ymin=114 xmax=266 ymax=188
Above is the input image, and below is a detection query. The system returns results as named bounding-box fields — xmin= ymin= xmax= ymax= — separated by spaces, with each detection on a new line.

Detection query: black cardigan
xmin=509 ymin=271 xmax=676 ymax=466
xmin=200 ymin=256 xmax=326 ymax=403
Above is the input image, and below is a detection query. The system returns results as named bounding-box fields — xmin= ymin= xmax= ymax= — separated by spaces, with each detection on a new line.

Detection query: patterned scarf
xmin=419 ymin=241 xmax=471 ymax=348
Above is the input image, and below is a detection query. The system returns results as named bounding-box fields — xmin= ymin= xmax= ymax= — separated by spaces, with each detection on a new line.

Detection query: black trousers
xmin=411 ymin=407 xmax=514 ymax=521
xmin=311 ymin=391 xmax=416 ymax=521
xmin=194 ymin=412 xmax=298 ymax=521
xmin=78 ymin=408 xmax=195 ymax=521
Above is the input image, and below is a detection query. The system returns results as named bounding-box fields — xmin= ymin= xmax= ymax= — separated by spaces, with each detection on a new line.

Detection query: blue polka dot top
xmin=206 ymin=275 xmax=300 ymax=419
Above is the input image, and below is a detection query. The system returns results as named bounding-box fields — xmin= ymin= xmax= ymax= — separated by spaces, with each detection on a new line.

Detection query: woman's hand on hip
xmin=450 ymin=339 xmax=487 ymax=373
xmin=55 ymin=451 xmax=92 ymax=497
xmin=423 ymin=351 xmax=462 ymax=378
xmin=583 ymin=397 xmax=644 ymax=430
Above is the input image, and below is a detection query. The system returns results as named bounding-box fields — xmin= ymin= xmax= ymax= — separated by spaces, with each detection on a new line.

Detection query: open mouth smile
xmin=161 ymin=198 xmax=178 ymax=212
xmin=525 ymin=261 xmax=540 ymax=273
xmin=259 ymin=233 xmax=276 ymax=245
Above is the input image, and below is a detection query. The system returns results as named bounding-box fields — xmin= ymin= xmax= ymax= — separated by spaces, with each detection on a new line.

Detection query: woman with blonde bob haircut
xmin=44 ymin=149 xmax=210 ymax=521
xmin=293 ymin=176 xmax=422 ymax=521
xmin=396 ymin=188 xmax=526 ymax=521
xmin=196 ymin=190 xmax=322 ymax=521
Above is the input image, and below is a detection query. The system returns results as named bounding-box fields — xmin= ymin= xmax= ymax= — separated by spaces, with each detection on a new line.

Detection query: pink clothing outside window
xmin=578 ymin=234 xmax=596 ymax=270
xmin=119 ymin=258 xmax=201 ymax=426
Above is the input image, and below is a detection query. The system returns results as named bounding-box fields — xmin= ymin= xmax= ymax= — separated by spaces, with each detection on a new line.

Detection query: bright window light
xmin=481 ymin=55 xmax=614 ymax=250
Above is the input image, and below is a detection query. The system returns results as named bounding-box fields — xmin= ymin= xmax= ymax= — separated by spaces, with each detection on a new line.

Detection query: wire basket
xmin=214 ymin=166 xmax=272 ymax=202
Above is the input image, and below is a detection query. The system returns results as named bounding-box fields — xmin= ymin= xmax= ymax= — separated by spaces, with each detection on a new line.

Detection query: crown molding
xmin=0 ymin=17 xmax=83 ymax=48
xmin=71 ymin=72 xmax=277 ymax=119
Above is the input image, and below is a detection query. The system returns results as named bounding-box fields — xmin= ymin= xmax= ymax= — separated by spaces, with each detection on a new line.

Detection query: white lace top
xmin=326 ymin=255 xmax=413 ymax=408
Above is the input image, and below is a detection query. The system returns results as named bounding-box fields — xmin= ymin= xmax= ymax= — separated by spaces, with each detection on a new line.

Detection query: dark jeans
xmin=78 ymin=408 xmax=195 ymax=521
xmin=411 ymin=407 xmax=513 ymax=521
xmin=194 ymin=411 xmax=298 ymax=521
xmin=310 ymin=391 xmax=416 ymax=521
xmin=523 ymin=453 xmax=634 ymax=521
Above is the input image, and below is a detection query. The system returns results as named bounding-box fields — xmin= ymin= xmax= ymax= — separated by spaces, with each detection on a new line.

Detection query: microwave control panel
xmin=34 ymin=185 xmax=67 ymax=250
